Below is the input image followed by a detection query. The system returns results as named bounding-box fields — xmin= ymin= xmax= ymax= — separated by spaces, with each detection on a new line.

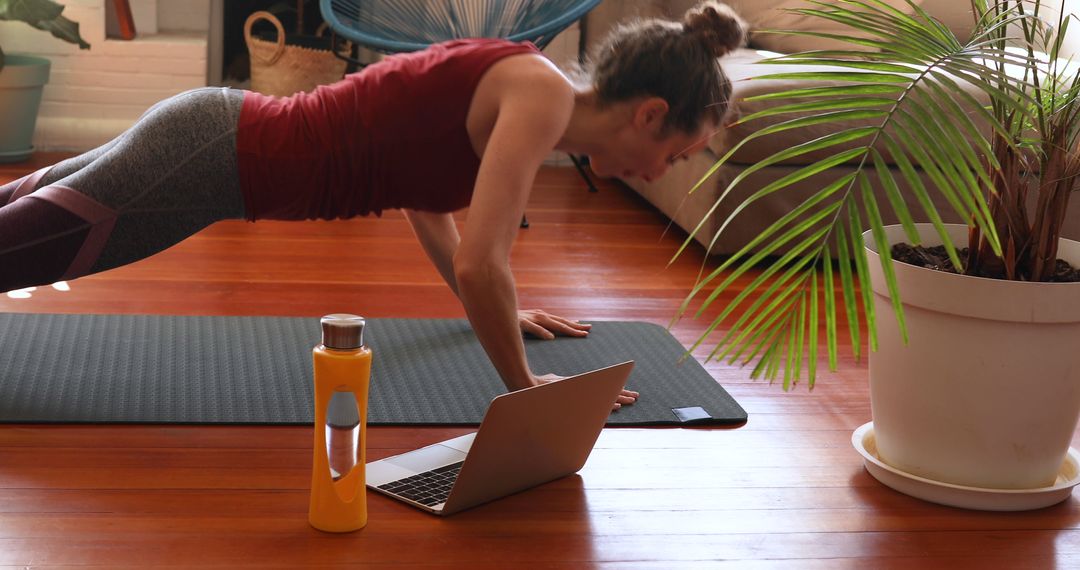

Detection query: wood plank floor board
xmin=1 ymin=531 xmax=1079 ymax=566
xmin=2 ymin=154 xmax=1078 ymax=566
xmin=2 ymin=507 xmax=1079 ymax=540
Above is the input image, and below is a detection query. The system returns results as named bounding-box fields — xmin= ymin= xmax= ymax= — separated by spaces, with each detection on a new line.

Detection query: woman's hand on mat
xmin=614 ymin=388 xmax=639 ymax=410
xmin=534 ymin=374 xmax=639 ymax=411
xmin=518 ymin=309 xmax=591 ymax=340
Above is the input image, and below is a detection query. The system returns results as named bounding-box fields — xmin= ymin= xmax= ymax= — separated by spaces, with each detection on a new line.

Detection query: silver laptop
xmin=366 ymin=361 xmax=634 ymax=516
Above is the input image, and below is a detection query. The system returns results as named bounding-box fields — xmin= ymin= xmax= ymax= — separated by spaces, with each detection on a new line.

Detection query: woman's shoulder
xmin=483 ymin=51 xmax=574 ymax=104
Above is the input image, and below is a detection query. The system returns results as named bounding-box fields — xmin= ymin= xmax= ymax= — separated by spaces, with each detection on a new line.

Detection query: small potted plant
xmin=674 ymin=0 xmax=1080 ymax=510
xmin=0 ymin=0 xmax=89 ymax=163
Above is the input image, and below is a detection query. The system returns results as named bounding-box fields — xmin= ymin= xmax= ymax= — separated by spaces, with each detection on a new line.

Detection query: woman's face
xmin=588 ymin=98 xmax=714 ymax=183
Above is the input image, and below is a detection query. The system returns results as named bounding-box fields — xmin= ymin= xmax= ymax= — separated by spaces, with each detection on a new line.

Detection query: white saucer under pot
xmin=853 ymin=423 xmax=1080 ymax=511
xmin=863 ymin=224 xmax=1080 ymax=497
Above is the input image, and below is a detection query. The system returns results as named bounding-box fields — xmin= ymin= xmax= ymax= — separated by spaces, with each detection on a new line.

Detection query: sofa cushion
xmin=581 ymin=2 xmax=987 ymax=167
xmin=625 ymin=144 xmax=1080 ymax=255
xmin=711 ymin=47 xmax=992 ymax=166
xmin=733 ymin=0 xmax=922 ymax=53
xmin=583 ymin=1 xmax=977 ymax=53
xmin=623 ymin=146 xmax=971 ymax=255
xmin=720 ymin=0 xmax=975 ymax=52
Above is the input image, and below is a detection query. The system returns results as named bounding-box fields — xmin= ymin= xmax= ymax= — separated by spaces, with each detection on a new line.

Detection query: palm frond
xmin=879 ymin=133 xmax=961 ymax=266
xmin=822 ymin=246 xmax=839 ymax=373
xmin=833 ymin=218 xmax=863 ymax=361
xmin=670 ymin=0 xmax=1038 ymax=387
xmin=807 ymin=266 xmax=820 ymax=388
xmin=669 ymin=126 xmax=877 ymax=262
xmin=743 ymin=84 xmax=906 ymax=102
xmin=860 ymin=172 xmax=907 ymax=344
xmin=846 ymin=198 xmax=877 ymax=353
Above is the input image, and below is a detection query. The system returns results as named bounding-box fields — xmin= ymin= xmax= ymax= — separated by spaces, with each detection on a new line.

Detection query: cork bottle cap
xmin=320 ymin=314 xmax=365 ymax=349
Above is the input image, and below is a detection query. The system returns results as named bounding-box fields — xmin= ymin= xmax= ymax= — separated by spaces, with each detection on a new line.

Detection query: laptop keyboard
xmin=376 ymin=461 xmax=464 ymax=507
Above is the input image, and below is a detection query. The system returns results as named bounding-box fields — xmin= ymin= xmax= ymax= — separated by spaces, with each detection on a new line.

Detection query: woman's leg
xmin=0 ymin=88 xmax=214 ymax=205
xmin=0 ymin=87 xmax=247 ymax=293
xmin=0 ymin=142 xmax=119 ymax=206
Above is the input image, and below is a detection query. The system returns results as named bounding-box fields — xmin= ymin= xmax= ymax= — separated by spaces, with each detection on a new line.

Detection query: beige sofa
xmin=583 ymin=1 xmax=1080 ymax=254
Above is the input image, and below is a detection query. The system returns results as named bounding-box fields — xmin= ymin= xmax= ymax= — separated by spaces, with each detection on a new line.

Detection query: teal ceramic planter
xmin=0 ymin=54 xmax=51 ymax=164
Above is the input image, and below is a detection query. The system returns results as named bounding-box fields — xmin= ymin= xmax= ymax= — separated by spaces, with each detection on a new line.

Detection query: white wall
xmin=159 ymin=0 xmax=211 ymax=32
xmin=0 ymin=0 xmax=209 ymax=152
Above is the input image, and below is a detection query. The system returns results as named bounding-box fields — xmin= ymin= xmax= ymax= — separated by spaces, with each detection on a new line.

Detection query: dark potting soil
xmin=891 ymin=243 xmax=1080 ymax=282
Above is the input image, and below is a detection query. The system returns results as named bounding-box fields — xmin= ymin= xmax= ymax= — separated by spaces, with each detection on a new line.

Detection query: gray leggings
xmin=0 ymin=87 xmax=246 ymax=292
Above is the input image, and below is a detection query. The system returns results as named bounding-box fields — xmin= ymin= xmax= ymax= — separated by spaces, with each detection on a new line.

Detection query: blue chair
xmin=319 ymin=0 xmax=604 ymax=226
xmin=319 ymin=0 xmax=600 ymax=53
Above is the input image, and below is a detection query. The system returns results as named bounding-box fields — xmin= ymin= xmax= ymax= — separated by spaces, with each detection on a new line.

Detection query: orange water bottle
xmin=309 ymin=314 xmax=371 ymax=532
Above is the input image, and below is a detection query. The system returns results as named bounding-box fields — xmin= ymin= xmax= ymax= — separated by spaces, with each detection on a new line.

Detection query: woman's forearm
xmin=430 ymin=247 xmax=460 ymax=299
xmin=455 ymin=261 xmax=534 ymax=391
xmin=404 ymin=210 xmax=461 ymax=298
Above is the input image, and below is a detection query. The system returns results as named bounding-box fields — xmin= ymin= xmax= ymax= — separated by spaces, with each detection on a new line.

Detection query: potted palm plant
xmin=0 ymin=0 xmax=89 ymax=163
xmin=674 ymin=0 xmax=1080 ymax=510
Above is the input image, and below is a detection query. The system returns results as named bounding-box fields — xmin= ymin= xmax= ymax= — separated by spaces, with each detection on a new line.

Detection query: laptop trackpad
xmin=385 ymin=443 xmax=467 ymax=472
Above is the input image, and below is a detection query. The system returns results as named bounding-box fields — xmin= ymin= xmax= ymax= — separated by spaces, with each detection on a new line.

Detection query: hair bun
xmin=683 ymin=1 xmax=748 ymax=58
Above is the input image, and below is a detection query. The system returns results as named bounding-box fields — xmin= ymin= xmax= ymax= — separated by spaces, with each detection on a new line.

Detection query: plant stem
xmin=1031 ymin=139 xmax=1070 ymax=280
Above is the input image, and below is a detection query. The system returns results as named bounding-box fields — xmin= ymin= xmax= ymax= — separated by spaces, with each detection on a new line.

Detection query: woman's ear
xmin=633 ymin=97 xmax=670 ymax=132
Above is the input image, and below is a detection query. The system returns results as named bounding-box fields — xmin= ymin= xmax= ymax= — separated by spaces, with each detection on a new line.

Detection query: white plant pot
xmin=865 ymin=224 xmax=1080 ymax=491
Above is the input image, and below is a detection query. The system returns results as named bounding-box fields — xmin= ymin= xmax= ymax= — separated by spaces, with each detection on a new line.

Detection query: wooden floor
xmin=2 ymin=154 xmax=1079 ymax=568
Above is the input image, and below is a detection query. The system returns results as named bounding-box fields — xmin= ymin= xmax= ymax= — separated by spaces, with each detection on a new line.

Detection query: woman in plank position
xmin=0 ymin=2 xmax=745 ymax=407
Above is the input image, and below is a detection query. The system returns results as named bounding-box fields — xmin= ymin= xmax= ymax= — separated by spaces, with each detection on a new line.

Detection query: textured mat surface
xmin=0 ymin=314 xmax=747 ymax=426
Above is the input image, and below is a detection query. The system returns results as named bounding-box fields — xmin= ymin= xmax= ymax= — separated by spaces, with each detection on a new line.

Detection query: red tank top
xmin=234 ymin=38 xmax=541 ymax=221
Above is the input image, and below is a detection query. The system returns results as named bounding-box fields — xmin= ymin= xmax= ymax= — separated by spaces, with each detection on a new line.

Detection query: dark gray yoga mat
xmin=0 ymin=314 xmax=746 ymax=426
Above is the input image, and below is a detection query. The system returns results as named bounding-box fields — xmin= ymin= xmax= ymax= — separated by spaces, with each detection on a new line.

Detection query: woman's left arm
xmin=403 ymin=209 xmax=462 ymax=298
xmin=404 ymin=209 xmax=590 ymax=339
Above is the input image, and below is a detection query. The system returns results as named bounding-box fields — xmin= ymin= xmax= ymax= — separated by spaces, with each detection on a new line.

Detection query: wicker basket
xmin=244 ymin=11 xmax=347 ymax=97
